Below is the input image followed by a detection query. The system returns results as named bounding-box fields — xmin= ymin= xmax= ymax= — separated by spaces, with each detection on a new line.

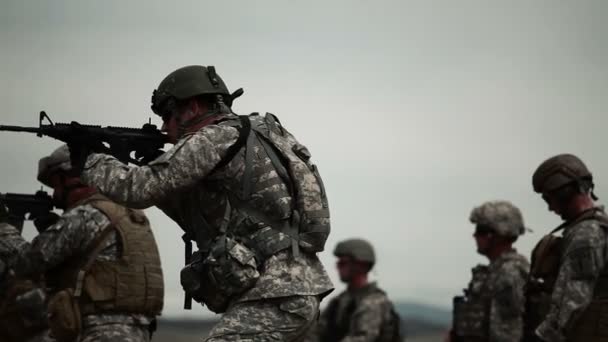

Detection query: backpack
xmin=215 ymin=113 xmax=331 ymax=256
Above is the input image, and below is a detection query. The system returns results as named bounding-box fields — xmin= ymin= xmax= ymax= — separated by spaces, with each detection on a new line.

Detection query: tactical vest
xmin=47 ymin=195 xmax=164 ymax=316
xmin=452 ymin=265 xmax=491 ymax=342
xmin=525 ymin=208 xmax=608 ymax=342
xmin=321 ymin=285 xmax=402 ymax=342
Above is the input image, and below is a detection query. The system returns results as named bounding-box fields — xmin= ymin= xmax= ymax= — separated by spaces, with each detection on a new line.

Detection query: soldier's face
xmin=336 ymin=256 xmax=356 ymax=282
xmin=161 ymin=113 xmax=180 ymax=144
xmin=542 ymin=193 xmax=569 ymax=220
xmin=473 ymin=229 xmax=493 ymax=255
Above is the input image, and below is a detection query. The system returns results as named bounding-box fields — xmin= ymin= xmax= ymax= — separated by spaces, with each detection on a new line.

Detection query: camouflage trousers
xmin=27 ymin=330 xmax=55 ymax=342
xmin=205 ymin=295 xmax=320 ymax=342
xmin=79 ymin=323 xmax=150 ymax=342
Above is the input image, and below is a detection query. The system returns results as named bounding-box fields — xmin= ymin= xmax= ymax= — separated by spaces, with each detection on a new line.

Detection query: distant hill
xmin=156 ymin=301 xmax=451 ymax=340
xmin=394 ymin=301 xmax=451 ymax=326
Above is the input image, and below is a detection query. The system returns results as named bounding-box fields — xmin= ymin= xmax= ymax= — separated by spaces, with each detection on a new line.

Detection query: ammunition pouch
xmin=47 ymin=288 xmax=81 ymax=342
xmin=180 ymin=237 xmax=259 ymax=313
xmin=452 ymin=295 xmax=489 ymax=341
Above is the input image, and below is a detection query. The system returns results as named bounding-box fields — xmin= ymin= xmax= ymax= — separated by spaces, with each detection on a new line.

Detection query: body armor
xmin=452 ymin=265 xmax=491 ymax=341
xmin=47 ymin=195 xmax=164 ymax=316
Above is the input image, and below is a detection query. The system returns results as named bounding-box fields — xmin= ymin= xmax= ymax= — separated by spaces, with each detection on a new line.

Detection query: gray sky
xmin=1 ymin=0 xmax=607 ymax=318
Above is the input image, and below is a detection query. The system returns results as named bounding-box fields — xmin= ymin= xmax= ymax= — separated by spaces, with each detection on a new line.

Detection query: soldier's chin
xmin=476 ymin=246 xmax=488 ymax=255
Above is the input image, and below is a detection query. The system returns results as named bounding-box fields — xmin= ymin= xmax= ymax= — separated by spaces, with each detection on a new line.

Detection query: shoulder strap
xmin=72 ymin=196 xmax=131 ymax=298
xmin=211 ymin=115 xmax=251 ymax=173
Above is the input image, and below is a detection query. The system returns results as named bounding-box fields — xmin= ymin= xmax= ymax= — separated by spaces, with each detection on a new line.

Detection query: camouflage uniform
xmin=532 ymin=207 xmax=608 ymax=342
xmin=452 ymin=201 xmax=529 ymax=342
xmin=527 ymin=153 xmax=608 ymax=342
xmin=0 ymin=222 xmax=54 ymax=342
xmin=456 ymin=251 xmax=529 ymax=342
xmin=0 ymin=203 xmax=155 ymax=342
xmin=81 ymin=113 xmax=334 ymax=340
xmin=313 ymin=282 xmax=398 ymax=342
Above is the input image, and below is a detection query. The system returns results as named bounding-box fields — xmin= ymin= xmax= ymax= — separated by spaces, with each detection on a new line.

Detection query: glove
xmin=33 ymin=212 xmax=60 ymax=233
xmin=67 ymin=122 xmax=109 ymax=173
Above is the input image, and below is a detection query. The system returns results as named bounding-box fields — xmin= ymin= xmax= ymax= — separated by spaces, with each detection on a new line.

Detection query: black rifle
xmin=0 ymin=190 xmax=56 ymax=232
xmin=0 ymin=111 xmax=168 ymax=165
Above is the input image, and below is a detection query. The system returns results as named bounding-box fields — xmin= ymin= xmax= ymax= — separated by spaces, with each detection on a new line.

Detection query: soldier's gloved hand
xmin=67 ymin=122 xmax=109 ymax=173
xmin=33 ymin=212 xmax=60 ymax=233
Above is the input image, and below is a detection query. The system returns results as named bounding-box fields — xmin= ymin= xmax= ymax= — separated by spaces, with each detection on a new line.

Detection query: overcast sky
xmin=1 ymin=0 xmax=607 ymax=318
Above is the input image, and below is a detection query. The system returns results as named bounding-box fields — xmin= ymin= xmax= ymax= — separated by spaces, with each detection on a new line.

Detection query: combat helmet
xmin=37 ymin=145 xmax=72 ymax=187
xmin=532 ymin=154 xmax=593 ymax=194
xmin=469 ymin=200 xmax=526 ymax=238
xmin=151 ymin=65 xmax=235 ymax=116
xmin=334 ymin=238 xmax=376 ymax=266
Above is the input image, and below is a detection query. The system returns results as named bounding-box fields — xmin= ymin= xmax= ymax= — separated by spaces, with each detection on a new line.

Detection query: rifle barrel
xmin=0 ymin=125 xmax=41 ymax=134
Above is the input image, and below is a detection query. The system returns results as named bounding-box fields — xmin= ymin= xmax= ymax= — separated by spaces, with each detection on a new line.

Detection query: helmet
xmin=334 ymin=238 xmax=376 ymax=265
xmin=532 ymin=154 xmax=592 ymax=194
xmin=38 ymin=145 xmax=72 ymax=187
xmin=469 ymin=200 xmax=525 ymax=238
xmin=151 ymin=65 xmax=231 ymax=115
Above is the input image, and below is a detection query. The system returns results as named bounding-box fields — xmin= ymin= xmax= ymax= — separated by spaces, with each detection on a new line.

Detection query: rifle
xmin=0 ymin=190 xmax=55 ymax=232
xmin=0 ymin=190 xmax=54 ymax=222
xmin=0 ymin=111 xmax=168 ymax=165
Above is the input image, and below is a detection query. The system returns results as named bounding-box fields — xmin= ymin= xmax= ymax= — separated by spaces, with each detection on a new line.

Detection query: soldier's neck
xmin=565 ymin=195 xmax=595 ymax=221
xmin=347 ymin=274 xmax=369 ymax=290
xmin=486 ymin=244 xmax=514 ymax=262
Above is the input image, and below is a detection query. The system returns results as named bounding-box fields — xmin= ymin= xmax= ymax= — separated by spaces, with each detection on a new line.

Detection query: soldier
xmin=0 ymin=145 xmax=164 ymax=342
xmin=74 ymin=65 xmax=334 ymax=341
xmin=309 ymin=238 xmax=402 ymax=342
xmin=526 ymin=154 xmax=608 ymax=341
xmin=0 ymin=205 xmax=52 ymax=342
xmin=449 ymin=201 xmax=529 ymax=342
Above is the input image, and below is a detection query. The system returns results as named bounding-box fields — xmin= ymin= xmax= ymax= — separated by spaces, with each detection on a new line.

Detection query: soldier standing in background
xmin=526 ymin=154 xmax=608 ymax=341
xmin=309 ymin=238 xmax=402 ymax=342
xmin=449 ymin=200 xmax=529 ymax=342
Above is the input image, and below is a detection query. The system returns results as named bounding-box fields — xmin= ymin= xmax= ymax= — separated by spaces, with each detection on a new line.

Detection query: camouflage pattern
xmin=81 ymin=114 xmax=334 ymax=303
xmin=455 ymin=250 xmax=529 ymax=342
xmin=0 ymin=203 xmax=154 ymax=341
xmin=205 ymin=295 xmax=319 ymax=341
xmin=0 ymin=222 xmax=51 ymax=342
xmin=469 ymin=201 xmax=526 ymax=238
xmin=311 ymin=282 xmax=396 ymax=342
xmin=534 ymin=207 xmax=608 ymax=342
xmin=37 ymin=145 xmax=72 ymax=187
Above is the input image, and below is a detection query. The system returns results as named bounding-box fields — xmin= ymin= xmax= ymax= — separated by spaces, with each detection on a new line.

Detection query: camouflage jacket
xmin=314 ymin=282 xmax=398 ymax=342
xmin=81 ymin=114 xmax=333 ymax=301
xmin=456 ymin=249 xmax=529 ymax=342
xmin=535 ymin=207 xmax=608 ymax=342
xmin=0 ymin=202 xmax=152 ymax=327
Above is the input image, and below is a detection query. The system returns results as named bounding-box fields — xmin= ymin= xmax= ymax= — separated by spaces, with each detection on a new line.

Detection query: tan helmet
xmin=334 ymin=238 xmax=376 ymax=265
xmin=532 ymin=154 xmax=592 ymax=194
xmin=37 ymin=145 xmax=72 ymax=186
xmin=469 ymin=200 xmax=525 ymax=238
